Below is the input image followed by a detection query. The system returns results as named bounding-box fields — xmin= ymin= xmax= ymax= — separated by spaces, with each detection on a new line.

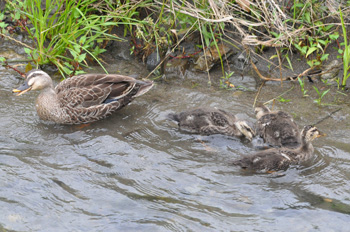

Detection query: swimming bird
xmin=232 ymin=125 xmax=325 ymax=172
xmin=168 ymin=107 xmax=255 ymax=141
xmin=12 ymin=69 xmax=153 ymax=124
xmin=255 ymin=105 xmax=301 ymax=148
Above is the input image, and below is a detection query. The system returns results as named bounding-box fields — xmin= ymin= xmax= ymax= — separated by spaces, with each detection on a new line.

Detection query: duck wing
xmin=56 ymin=74 xmax=152 ymax=106
xmin=54 ymin=74 xmax=153 ymax=124
xmin=168 ymin=108 xmax=238 ymax=135
xmin=211 ymin=109 xmax=237 ymax=127
xmin=232 ymin=148 xmax=294 ymax=172
xmin=256 ymin=111 xmax=300 ymax=147
xmin=168 ymin=108 xmax=214 ymax=133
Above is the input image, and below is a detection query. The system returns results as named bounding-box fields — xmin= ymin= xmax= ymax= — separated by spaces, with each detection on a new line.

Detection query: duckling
xmin=255 ymin=105 xmax=301 ymax=148
xmin=168 ymin=107 xmax=255 ymax=141
xmin=232 ymin=125 xmax=325 ymax=172
xmin=12 ymin=69 xmax=154 ymax=124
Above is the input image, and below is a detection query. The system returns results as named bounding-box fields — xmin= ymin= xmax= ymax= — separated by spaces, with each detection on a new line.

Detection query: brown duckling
xmin=232 ymin=125 xmax=325 ymax=172
xmin=168 ymin=107 xmax=255 ymax=141
xmin=12 ymin=69 xmax=154 ymax=124
xmin=255 ymin=105 xmax=301 ymax=148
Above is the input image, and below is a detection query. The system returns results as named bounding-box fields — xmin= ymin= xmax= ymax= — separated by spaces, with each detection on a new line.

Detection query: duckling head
xmin=235 ymin=121 xmax=255 ymax=141
xmin=12 ymin=69 xmax=53 ymax=96
xmin=254 ymin=105 xmax=270 ymax=119
xmin=301 ymin=125 xmax=326 ymax=143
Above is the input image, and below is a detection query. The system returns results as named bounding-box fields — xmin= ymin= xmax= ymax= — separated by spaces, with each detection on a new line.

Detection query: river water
xmin=1 ymin=57 xmax=350 ymax=231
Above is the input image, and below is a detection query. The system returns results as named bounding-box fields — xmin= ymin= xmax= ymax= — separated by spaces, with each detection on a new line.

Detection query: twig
xmin=253 ymin=82 xmax=265 ymax=108
xmin=0 ymin=32 xmax=34 ymax=50
xmin=313 ymin=108 xmax=342 ymax=126
xmin=263 ymin=85 xmax=295 ymax=105
xmin=1 ymin=60 xmax=26 ymax=77
xmin=5 ymin=59 xmax=33 ymax=63
xmin=250 ymin=58 xmax=287 ymax=81
xmin=144 ymin=51 xmax=170 ymax=80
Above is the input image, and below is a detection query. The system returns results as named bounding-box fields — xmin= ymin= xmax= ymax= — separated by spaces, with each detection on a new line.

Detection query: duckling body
xmin=13 ymin=69 xmax=154 ymax=124
xmin=232 ymin=125 xmax=324 ymax=172
xmin=255 ymin=105 xmax=301 ymax=148
xmin=168 ymin=107 xmax=255 ymax=141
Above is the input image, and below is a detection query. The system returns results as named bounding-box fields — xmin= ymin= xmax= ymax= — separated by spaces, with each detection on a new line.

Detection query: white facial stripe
xmin=28 ymin=78 xmax=35 ymax=86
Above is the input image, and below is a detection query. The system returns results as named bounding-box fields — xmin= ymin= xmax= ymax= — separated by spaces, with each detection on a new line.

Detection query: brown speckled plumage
xmin=168 ymin=107 xmax=255 ymax=141
xmin=13 ymin=69 xmax=153 ymax=124
xmin=255 ymin=105 xmax=301 ymax=148
xmin=232 ymin=125 xmax=324 ymax=172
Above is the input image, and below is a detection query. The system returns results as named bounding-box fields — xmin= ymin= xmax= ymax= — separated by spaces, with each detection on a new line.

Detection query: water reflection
xmin=1 ymin=65 xmax=350 ymax=231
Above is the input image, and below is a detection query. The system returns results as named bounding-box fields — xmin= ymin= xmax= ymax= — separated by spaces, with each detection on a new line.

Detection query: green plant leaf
xmin=294 ymin=44 xmax=307 ymax=55
xmin=314 ymin=61 xmax=321 ymax=66
xmin=24 ymin=47 xmax=32 ymax=55
xmin=77 ymin=53 xmax=86 ymax=63
xmin=321 ymin=89 xmax=330 ymax=98
xmin=14 ymin=11 xmax=20 ymax=20
xmin=320 ymin=54 xmax=329 ymax=61
xmin=285 ymin=56 xmax=293 ymax=71
xmin=324 ymin=25 xmax=333 ymax=31
xmin=62 ymin=66 xmax=73 ymax=75
xmin=317 ymin=39 xmax=327 ymax=46
xmin=329 ymin=32 xmax=339 ymax=40
xmin=0 ymin=22 xmax=8 ymax=28
xmin=69 ymin=49 xmax=79 ymax=59
xmin=305 ymin=12 xmax=311 ymax=23
xmin=306 ymin=47 xmax=317 ymax=57
xmin=79 ymin=36 xmax=86 ymax=44
xmin=313 ymin=86 xmax=320 ymax=95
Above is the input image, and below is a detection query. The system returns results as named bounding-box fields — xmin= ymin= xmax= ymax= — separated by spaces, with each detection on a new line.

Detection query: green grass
xmin=1 ymin=0 xmax=349 ymax=86
xmin=339 ymin=8 xmax=350 ymax=89
xmin=7 ymin=0 xmax=123 ymax=76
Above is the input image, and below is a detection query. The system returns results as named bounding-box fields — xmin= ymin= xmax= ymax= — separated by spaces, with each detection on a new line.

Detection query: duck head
xmin=301 ymin=125 xmax=326 ymax=143
xmin=254 ymin=105 xmax=270 ymax=119
xmin=12 ymin=69 xmax=53 ymax=96
xmin=235 ymin=121 xmax=255 ymax=141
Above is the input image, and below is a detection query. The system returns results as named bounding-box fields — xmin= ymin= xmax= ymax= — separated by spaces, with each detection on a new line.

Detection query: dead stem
xmin=263 ymin=86 xmax=295 ymax=105
xmin=0 ymin=33 xmax=35 ymax=50
xmin=313 ymin=108 xmax=342 ymax=126
xmin=253 ymin=82 xmax=265 ymax=108
xmin=250 ymin=59 xmax=286 ymax=82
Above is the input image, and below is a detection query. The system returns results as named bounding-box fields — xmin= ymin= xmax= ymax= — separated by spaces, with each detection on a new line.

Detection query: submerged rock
xmin=164 ymin=58 xmax=189 ymax=79
xmin=320 ymin=60 xmax=341 ymax=82
xmin=146 ymin=51 xmax=162 ymax=71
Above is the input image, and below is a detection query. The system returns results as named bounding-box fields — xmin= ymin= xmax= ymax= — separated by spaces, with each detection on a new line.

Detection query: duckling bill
xmin=232 ymin=125 xmax=325 ymax=172
xmin=12 ymin=69 xmax=154 ymax=124
xmin=168 ymin=107 xmax=255 ymax=141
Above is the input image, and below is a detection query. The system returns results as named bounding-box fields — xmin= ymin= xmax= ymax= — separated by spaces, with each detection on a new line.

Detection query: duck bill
xmin=12 ymin=81 xmax=32 ymax=96
xmin=317 ymin=132 xmax=326 ymax=138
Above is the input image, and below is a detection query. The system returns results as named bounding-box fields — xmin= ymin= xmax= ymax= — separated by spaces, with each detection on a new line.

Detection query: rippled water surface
xmin=1 ymin=61 xmax=350 ymax=231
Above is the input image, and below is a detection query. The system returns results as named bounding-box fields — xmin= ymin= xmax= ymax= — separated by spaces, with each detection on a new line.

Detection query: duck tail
xmin=167 ymin=113 xmax=180 ymax=122
xmin=230 ymin=158 xmax=250 ymax=169
xmin=134 ymin=80 xmax=154 ymax=97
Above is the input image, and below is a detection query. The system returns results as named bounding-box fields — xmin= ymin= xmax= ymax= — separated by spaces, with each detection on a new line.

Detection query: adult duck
xmin=12 ymin=69 xmax=153 ymax=124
